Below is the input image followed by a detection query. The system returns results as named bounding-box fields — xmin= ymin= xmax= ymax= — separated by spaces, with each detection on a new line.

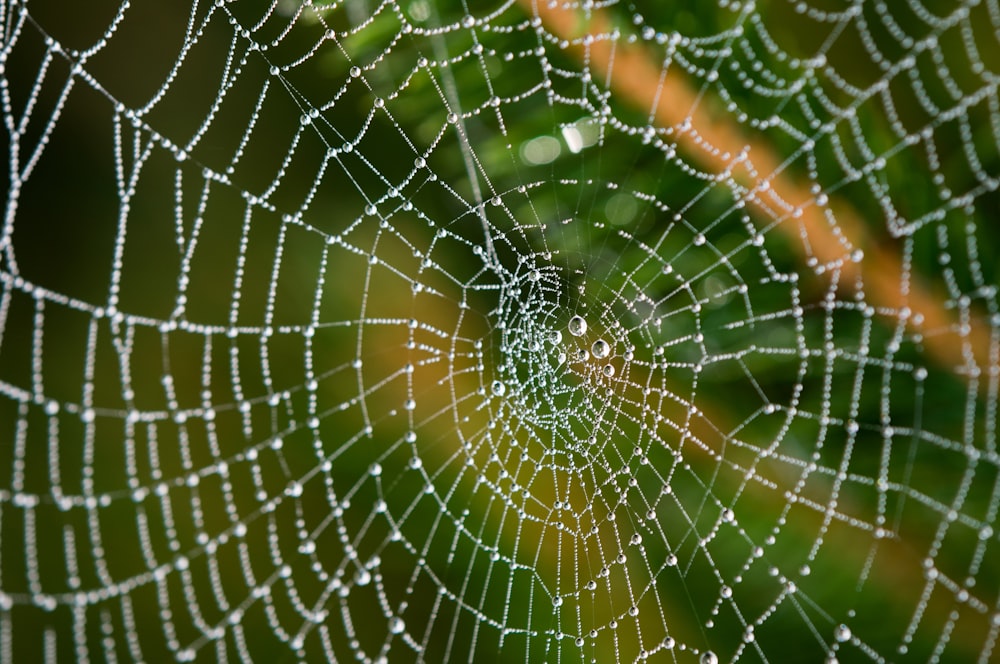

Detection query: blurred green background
xmin=0 ymin=0 xmax=997 ymax=662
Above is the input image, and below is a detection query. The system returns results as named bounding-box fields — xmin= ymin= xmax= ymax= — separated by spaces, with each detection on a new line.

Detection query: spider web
xmin=0 ymin=0 xmax=998 ymax=661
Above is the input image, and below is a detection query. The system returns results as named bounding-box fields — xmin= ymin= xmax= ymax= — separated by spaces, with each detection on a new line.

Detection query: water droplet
xmin=568 ymin=315 xmax=588 ymax=336
xmin=389 ymin=616 xmax=405 ymax=634
xmin=834 ymin=624 xmax=851 ymax=642
xmin=700 ymin=651 xmax=718 ymax=664
xmin=549 ymin=330 xmax=563 ymax=344
xmin=576 ymin=349 xmax=589 ymax=361
xmin=403 ymin=399 xmax=415 ymax=411
xmin=349 ymin=66 xmax=361 ymax=78
xmin=720 ymin=585 xmax=732 ymax=599
xmin=591 ymin=339 xmax=610 ymax=359
xmin=721 ymin=508 xmax=735 ymax=522
xmin=553 ymin=596 xmax=563 ymax=607
xmin=491 ymin=380 xmax=506 ymax=396
xmin=630 ymin=533 xmax=642 ymax=545
xmin=528 ymin=269 xmax=540 ymax=281
xmin=602 ymin=364 xmax=615 ymax=377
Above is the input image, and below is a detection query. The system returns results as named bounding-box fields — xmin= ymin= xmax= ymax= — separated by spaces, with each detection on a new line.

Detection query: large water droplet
xmin=602 ymin=364 xmax=615 ymax=377
xmin=491 ymin=380 xmax=506 ymax=396
xmin=834 ymin=624 xmax=851 ymax=642
xmin=568 ymin=315 xmax=587 ymax=336
xmin=549 ymin=329 xmax=563 ymax=344
xmin=389 ymin=616 xmax=405 ymax=634
xmin=700 ymin=651 xmax=718 ymax=664
xmin=591 ymin=339 xmax=610 ymax=359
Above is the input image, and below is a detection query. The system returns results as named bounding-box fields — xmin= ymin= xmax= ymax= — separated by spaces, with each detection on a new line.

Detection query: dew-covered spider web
xmin=1 ymin=0 xmax=999 ymax=661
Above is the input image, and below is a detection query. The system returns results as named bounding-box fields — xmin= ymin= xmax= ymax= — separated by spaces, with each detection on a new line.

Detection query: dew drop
xmin=700 ymin=651 xmax=718 ymax=664
xmin=389 ymin=617 xmax=405 ymax=634
xmin=491 ymin=380 xmax=506 ymax=396
xmin=568 ymin=315 xmax=587 ymax=337
xmin=591 ymin=339 xmax=610 ymax=359
xmin=349 ymin=66 xmax=361 ymax=78
xmin=602 ymin=364 xmax=615 ymax=377
xmin=834 ymin=624 xmax=851 ymax=642
xmin=549 ymin=330 xmax=563 ymax=344
xmin=553 ymin=596 xmax=563 ymax=607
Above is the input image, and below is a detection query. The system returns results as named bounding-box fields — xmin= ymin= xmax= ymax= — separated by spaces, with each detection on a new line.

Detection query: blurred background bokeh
xmin=0 ymin=0 xmax=998 ymax=662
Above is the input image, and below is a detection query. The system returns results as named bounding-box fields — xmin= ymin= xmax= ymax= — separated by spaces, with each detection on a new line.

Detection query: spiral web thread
xmin=0 ymin=0 xmax=998 ymax=662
